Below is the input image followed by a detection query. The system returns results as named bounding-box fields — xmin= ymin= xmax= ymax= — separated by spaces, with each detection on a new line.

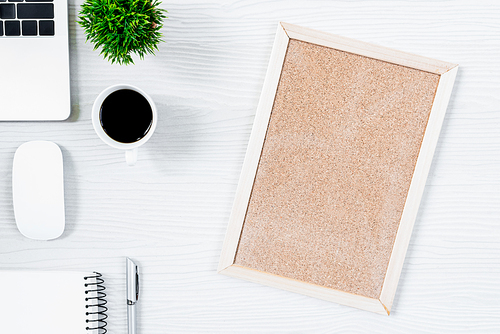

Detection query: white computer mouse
xmin=12 ymin=141 xmax=65 ymax=240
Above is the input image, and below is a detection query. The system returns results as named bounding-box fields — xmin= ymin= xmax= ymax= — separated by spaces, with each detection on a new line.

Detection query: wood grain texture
xmin=0 ymin=0 xmax=499 ymax=333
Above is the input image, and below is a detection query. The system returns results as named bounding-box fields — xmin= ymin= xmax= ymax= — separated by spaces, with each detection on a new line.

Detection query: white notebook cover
xmin=0 ymin=271 xmax=105 ymax=333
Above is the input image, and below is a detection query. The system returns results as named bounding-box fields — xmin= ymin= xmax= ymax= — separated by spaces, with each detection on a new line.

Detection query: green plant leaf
xmin=77 ymin=0 xmax=168 ymax=65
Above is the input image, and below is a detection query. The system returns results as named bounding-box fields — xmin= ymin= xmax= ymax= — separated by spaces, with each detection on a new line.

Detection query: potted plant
xmin=78 ymin=0 xmax=167 ymax=65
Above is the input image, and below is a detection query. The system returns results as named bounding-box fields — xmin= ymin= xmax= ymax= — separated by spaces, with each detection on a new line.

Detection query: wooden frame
xmin=218 ymin=22 xmax=458 ymax=315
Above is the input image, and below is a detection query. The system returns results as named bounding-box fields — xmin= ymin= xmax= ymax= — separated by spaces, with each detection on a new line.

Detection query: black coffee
xmin=100 ymin=89 xmax=153 ymax=143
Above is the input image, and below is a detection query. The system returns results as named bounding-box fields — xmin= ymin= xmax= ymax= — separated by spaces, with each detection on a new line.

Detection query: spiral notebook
xmin=0 ymin=271 xmax=108 ymax=333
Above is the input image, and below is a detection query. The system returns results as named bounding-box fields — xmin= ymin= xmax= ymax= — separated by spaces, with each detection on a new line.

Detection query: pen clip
xmin=126 ymin=257 xmax=139 ymax=304
xmin=135 ymin=270 xmax=140 ymax=301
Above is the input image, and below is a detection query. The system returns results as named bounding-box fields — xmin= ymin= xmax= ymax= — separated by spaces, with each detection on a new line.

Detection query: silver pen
xmin=127 ymin=257 xmax=139 ymax=334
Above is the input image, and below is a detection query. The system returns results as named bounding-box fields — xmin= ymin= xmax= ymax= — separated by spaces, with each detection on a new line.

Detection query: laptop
xmin=0 ymin=0 xmax=70 ymax=121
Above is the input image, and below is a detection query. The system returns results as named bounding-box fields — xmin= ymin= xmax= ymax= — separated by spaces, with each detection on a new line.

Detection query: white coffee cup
xmin=92 ymin=84 xmax=157 ymax=166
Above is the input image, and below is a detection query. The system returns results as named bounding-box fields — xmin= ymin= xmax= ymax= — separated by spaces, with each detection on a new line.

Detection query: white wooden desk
xmin=0 ymin=1 xmax=498 ymax=332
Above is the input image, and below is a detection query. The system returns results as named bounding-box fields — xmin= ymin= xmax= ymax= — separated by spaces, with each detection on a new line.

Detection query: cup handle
xmin=125 ymin=148 xmax=138 ymax=166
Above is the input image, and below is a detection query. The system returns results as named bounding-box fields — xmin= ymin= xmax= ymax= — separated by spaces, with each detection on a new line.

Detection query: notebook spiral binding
xmin=84 ymin=272 xmax=108 ymax=334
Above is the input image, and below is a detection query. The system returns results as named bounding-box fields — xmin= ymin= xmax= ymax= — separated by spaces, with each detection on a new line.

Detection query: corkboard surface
xmin=234 ymin=39 xmax=440 ymax=299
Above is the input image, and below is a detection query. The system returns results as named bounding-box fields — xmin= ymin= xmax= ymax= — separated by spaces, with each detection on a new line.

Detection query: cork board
xmin=219 ymin=23 xmax=458 ymax=315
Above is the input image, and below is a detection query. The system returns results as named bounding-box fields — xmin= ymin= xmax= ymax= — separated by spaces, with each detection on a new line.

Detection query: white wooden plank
xmin=0 ymin=0 xmax=497 ymax=332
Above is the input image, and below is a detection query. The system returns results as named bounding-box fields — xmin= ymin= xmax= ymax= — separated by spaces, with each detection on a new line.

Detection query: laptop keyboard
xmin=0 ymin=0 xmax=55 ymax=37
